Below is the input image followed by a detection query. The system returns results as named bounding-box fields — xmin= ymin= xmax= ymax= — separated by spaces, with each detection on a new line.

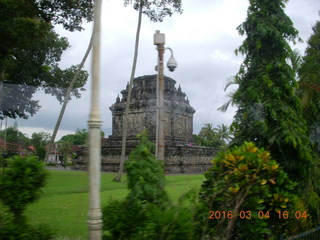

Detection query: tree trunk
xmin=113 ymin=2 xmax=143 ymax=182
xmin=44 ymin=32 xmax=94 ymax=163
xmin=223 ymin=183 xmax=252 ymax=240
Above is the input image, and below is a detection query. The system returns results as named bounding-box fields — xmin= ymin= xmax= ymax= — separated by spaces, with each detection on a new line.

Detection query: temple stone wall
xmin=74 ymin=145 xmax=218 ymax=174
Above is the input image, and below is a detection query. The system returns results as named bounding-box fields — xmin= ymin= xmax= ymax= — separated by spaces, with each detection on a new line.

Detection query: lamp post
xmin=88 ymin=0 xmax=103 ymax=239
xmin=153 ymin=30 xmax=177 ymax=162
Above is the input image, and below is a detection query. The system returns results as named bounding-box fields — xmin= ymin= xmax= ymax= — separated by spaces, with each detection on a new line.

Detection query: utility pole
xmin=88 ymin=0 xmax=103 ymax=239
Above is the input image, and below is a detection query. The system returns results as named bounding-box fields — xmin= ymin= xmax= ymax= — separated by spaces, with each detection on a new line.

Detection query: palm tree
xmin=197 ymin=123 xmax=223 ymax=148
xmin=214 ymin=124 xmax=232 ymax=143
xmin=217 ymin=76 xmax=240 ymax=113
xmin=199 ymin=123 xmax=214 ymax=137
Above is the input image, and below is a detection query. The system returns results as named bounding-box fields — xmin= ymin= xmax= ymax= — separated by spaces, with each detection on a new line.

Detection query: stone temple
xmin=75 ymin=74 xmax=217 ymax=173
xmin=108 ymin=74 xmax=195 ymax=147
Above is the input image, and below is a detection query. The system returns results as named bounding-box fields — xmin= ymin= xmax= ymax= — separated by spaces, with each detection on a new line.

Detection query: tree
xmin=299 ymin=18 xmax=320 ymax=156
xmin=114 ymin=0 xmax=183 ymax=182
xmin=58 ymin=128 xmax=105 ymax=146
xmin=59 ymin=129 xmax=88 ymax=145
xmin=214 ymin=124 xmax=232 ymax=143
xmin=44 ymin=32 xmax=93 ymax=163
xmin=0 ymin=127 xmax=29 ymax=146
xmin=57 ymin=142 xmax=73 ymax=168
xmin=230 ymin=0 xmax=314 ymax=186
xmin=198 ymin=123 xmax=223 ymax=148
xmin=0 ymin=0 xmax=93 ymax=119
xmin=0 ymin=126 xmax=30 ymax=156
xmin=0 ymin=156 xmax=48 ymax=225
xmin=31 ymin=131 xmax=51 ymax=160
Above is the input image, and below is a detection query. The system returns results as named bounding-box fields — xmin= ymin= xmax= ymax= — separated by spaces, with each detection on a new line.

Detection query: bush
xmin=102 ymin=132 xmax=195 ymax=239
xmin=103 ymin=199 xmax=194 ymax=240
xmin=0 ymin=212 xmax=56 ymax=240
xmin=0 ymin=155 xmax=48 ymax=224
xmin=195 ymin=142 xmax=309 ymax=239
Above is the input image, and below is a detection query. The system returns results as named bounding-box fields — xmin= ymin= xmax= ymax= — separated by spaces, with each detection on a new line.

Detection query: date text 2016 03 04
xmin=208 ymin=210 xmax=308 ymax=220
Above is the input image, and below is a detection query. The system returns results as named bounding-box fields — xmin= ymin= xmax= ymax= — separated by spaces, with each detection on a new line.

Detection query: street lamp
xmin=153 ymin=30 xmax=177 ymax=162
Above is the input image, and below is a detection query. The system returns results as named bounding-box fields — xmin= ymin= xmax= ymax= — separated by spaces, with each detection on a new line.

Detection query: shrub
xmin=0 ymin=212 xmax=56 ymax=240
xmin=195 ymin=142 xmax=308 ymax=239
xmin=102 ymin=132 xmax=194 ymax=239
xmin=0 ymin=155 xmax=48 ymax=224
xmin=0 ymin=156 xmax=54 ymax=239
xmin=124 ymin=132 xmax=168 ymax=205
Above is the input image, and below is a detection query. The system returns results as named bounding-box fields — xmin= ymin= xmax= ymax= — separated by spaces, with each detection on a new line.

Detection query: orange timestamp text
xmin=208 ymin=210 xmax=307 ymax=220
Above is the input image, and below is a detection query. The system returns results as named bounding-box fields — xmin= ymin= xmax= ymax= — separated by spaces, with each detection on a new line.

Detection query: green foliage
xmin=59 ymin=128 xmax=88 ymax=145
xmin=230 ymin=0 xmax=313 ymax=186
xmin=103 ymin=200 xmax=194 ymax=240
xmin=196 ymin=142 xmax=309 ymax=239
xmin=0 ymin=0 xmax=92 ymax=119
xmin=0 ymin=212 xmax=55 ymax=240
xmin=299 ymin=18 xmax=320 ymax=156
xmin=0 ymin=126 xmax=30 ymax=147
xmin=59 ymin=128 xmax=104 ymax=146
xmin=194 ymin=123 xmax=231 ymax=149
xmin=41 ymin=64 xmax=88 ymax=104
xmin=214 ymin=124 xmax=233 ymax=143
xmin=125 ymin=132 xmax=167 ymax=204
xmin=36 ymin=0 xmax=94 ymax=31
xmin=0 ymin=155 xmax=48 ymax=223
xmin=57 ymin=142 xmax=73 ymax=167
xmin=0 ymin=126 xmax=31 ymax=157
xmin=103 ymin=132 xmax=194 ymax=240
xmin=0 ymin=153 xmax=6 ymax=172
xmin=124 ymin=0 xmax=183 ymax=22
xmin=31 ymin=131 xmax=51 ymax=160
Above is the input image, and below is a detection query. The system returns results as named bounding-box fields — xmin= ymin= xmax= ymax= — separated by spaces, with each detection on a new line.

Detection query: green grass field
xmin=3 ymin=170 xmax=205 ymax=239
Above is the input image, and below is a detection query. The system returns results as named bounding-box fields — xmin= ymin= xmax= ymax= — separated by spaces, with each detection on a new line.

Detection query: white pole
xmin=88 ymin=0 xmax=103 ymax=239
xmin=154 ymin=31 xmax=165 ymax=162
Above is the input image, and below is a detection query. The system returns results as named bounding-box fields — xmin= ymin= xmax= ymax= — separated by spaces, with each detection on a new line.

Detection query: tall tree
xmin=299 ymin=18 xmax=320 ymax=156
xmin=0 ymin=0 xmax=93 ymax=119
xmin=114 ymin=0 xmax=183 ymax=182
xmin=231 ymin=0 xmax=313 ymax=186
xmin=44 ymin=33 xmax=93 ymax=163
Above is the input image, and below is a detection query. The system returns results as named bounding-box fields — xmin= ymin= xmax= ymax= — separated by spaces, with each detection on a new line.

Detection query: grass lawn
xmin=1 ymin=170 xmax=205 ymax=239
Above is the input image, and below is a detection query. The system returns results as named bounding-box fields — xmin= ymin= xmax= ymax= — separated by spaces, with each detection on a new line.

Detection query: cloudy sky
xmin=6 ymin=0 xmax=320 ymax=140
